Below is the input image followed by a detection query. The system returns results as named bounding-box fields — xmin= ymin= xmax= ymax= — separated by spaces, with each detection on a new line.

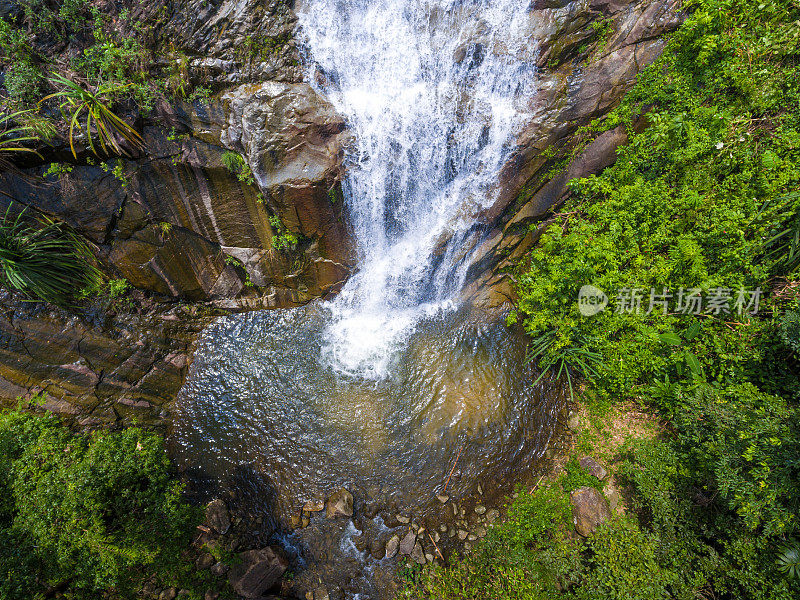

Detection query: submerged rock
xmin=571 ymin=487 xmax=611 ymax=537
xmin=303 ymin=499 xmax=325 ymax=513
xmin=205 ymin=499 xmax=231 ymax=535
xmin=325 ymin=488 xmax=354 ymax=519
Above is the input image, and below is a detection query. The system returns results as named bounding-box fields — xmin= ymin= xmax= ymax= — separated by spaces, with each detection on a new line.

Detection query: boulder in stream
xmin=385 ymin=534 xmax=400 ymax=559
xmin=325 ymin=488 xmax=354 ymax=518
xmin=398 ymin=531 xmax=416 ymax=555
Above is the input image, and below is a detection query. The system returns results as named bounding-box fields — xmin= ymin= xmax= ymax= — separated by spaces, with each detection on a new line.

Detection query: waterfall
xmin=297 ymin=0 xmax=539 ymax=378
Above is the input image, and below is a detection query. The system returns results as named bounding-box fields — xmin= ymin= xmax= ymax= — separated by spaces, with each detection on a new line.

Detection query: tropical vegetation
xmin=0 ymin=401 xmax=204 ymax=600
xmin=404 ymin=0 xmax=800 ymax=598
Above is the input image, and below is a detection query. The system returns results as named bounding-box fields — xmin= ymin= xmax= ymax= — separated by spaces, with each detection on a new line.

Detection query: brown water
xmin=170 ymin=302 xmax=561 ymax=518
xmin=168 ymin=302 xmax=563 ymax=597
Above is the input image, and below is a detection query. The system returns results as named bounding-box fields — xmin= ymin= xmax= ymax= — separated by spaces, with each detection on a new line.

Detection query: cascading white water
xmin=297 ymin=0 xmax=539 ymax=378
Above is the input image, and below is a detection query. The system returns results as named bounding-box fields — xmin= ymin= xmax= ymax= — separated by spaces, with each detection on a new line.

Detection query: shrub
xmin=576 ymin=519 xmax=671 ymax=600
xmin=4 ymin=61 xmax=41 ymax=101
xmin=0 ymin=406 xmax=200 ymax=599
xmin=43 ymin=73 xmax=146 ymax=158
xmin=779 ymin=305 xmax=800 ymax=355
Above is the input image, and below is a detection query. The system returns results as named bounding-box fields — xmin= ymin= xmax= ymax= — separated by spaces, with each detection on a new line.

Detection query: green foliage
xmin=4 ymin=60 xmax=41 ymax=101
xmin=44 ymin=161 xmax=74 ymax=178
xmin=106 ymin=277 xmax=130 ymax=298
xmin=18 ymin=0 xmax=89 ymax=34
xmin=0 ymin=18 xmax=33 ymax=60
xmin=500 ymin=483 xmax=572 ymax=547
xmin=576 ymin=519 xmax=671 ymax=600
xmin=759 ymin=193 xmax=800 ymax=274
xmin=777 ymin=542 xmax=800 ymax=581
xmin=0 ymin=109 xmax=42 ymax=170
xmin=0 ymin=203 xmax=103 ymax=306
xmin=237 ymin=32 xmax=292 ymax=64
xmin=528 ymin=329 xmax=602 ymax=401
xmin=42 ymin=73 xmax=146 ymax=158
xmin=779 ymin=304 xmax=800 ymax=355
xmin=221 ymin=151 xmax=256 ymax=186
xmin=401 ymin=481 xmax=579 ymax=600
xmin=269 ymin=214 xmax=299 ymax=251
xmin=0 ymin=405 xmax=200 ymax=599
xmin=561 ymin=456 xmax=604 ymax=494
xmin=100 ymin=157 xmax=130 ymax=186
xmin=421 ymin=1 xmax=800 ymax=599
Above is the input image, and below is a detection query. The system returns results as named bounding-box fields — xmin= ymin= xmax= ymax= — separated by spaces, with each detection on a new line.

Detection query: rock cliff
xmin=0 ymin=0 xmax=683 ymax=421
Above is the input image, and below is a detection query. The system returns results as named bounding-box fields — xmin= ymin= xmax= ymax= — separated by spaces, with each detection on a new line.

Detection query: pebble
xmin=486 ymin=509 xmax=500 ymax=523
xmin=467 ymin=534 xmax=477 ymax=541
xmin=425 ymin=553 xmax=434 ymax=563
xmin=439 ymin=524 xmax=448 ymax=533
xmin=448 ymin=527 xmax=456 ymax=538
xmin=475 ymin=526 xmax=487 ymax=538
xmin=396 ymin=514 xmax=410 ymax=524
xmin=474 ymin=505 xmax=486 ymax=515
xmin=436 ymin=494 xmax=449 ymax=503
xmin=433 ymin=532 xmax=440 ymax=542
xmin=457 ymin=529 xmax=468 ymax=540
xmin=477 ymin=484 xmax=483 ymax=495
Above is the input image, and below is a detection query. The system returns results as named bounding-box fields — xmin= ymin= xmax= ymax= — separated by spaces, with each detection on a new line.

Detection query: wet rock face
xmin=220 ymin=81 xmax=354 ymax=270
xmin=0 ymin=95 xmax=352 ymax=307
xmin=462 ymin=0 xmax=684 ymax=307
xmin=0 ymin=291 xmax=203 ymax=428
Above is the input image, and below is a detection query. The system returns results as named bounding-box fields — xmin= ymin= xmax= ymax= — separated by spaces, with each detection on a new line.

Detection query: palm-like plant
xmin=0 ymin=204 xmax=103 ymax=306
xmin=41 ymin=74 xmax=145 ymax=158
xmin=527 ymin=328 xmax=602 ymax=401
xmin=777 ymin=541 xmax=800 ymax=580
xmin=0 ymin=109 xmax=42 ymax=172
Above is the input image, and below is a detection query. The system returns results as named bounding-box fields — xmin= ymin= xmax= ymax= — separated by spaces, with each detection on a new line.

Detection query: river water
xmin=169 ymin=1 xmax=559 ymax=596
